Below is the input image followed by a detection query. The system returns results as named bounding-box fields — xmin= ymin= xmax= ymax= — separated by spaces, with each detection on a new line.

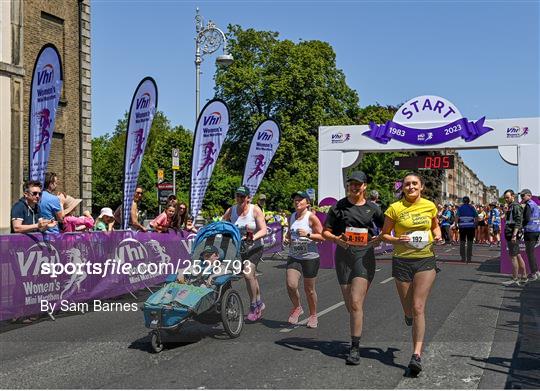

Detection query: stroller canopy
xmin=192 ymin=221 xmax=242 ymax=261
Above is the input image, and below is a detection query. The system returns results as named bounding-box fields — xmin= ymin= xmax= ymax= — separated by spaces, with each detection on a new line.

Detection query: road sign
xmin=157 ymin=169 xmax=164 ymax=183
xmin=157 ymin=182 xmax=174 ymax=205
xmin=172 ymin=148 xmax=180 ymax=170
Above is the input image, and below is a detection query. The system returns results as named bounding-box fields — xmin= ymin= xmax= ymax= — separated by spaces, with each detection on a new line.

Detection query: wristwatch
xmin=307 ymin=233 xmax=311 ymax=239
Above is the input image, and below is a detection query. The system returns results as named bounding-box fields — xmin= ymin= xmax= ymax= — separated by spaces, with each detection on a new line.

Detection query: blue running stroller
xmin=143 ymin=221 xmax=244 ymax=353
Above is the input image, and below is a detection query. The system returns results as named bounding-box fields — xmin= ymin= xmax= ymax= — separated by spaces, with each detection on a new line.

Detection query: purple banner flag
xmin=122 ymin=77 xmax=158 ymax=229
xmin=190 ymin=99 xmax=230 ymax=219
xmin=28 ymin=44 xmax=63 ymax=183
xmin=242 ymin=119 xmax=281 ymax=197
xmin=362 ymin=117 xmax=492 ymax=146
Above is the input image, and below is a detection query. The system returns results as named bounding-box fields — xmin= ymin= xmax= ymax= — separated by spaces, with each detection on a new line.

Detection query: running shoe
xmin=502 ymin=278 xmax=520 ymax=286
xmin=527 ymin=273 xmax=538 ymax=281
xmin=404 ymin=315 xmax=413 ymax=326
xmin=255 ymin=301 xmax=266 ymax=320
xmin=346 ymin=346 xmax=361 ymax=365
xmin=408 ymin=354 xmax=422 ymax=375
xmin=518 ymin=277 xmax=529 ymax=286
xmin=288 ymin=306 xmax=304 ymax=324
xmin=247 ymin=303 xmax=259 ymax=321
xmin=536 ymin=271 xmax=540 ymax=279
xmin=306 ymin=315 xmax=318 ymax=328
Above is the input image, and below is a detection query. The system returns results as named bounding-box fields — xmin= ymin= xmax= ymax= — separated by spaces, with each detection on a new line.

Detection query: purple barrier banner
xmin=500 ymin=197 xmax=540 ymax=274
xmin=0 ymin=230 xmax=195 ymax=321
xmin=362 ymin=117 xmax=492 ymax=146
xmin=0 ymin=227 xmax=289 ymax=321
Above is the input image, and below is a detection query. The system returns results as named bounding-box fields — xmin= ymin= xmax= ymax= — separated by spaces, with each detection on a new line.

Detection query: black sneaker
xmin=404 ymin=316 xmax=413 ymax=326
xmin=408 ymin=354 xmax=422 ymax=375
xmin=346 ymin=346 xmax=361 ymax=365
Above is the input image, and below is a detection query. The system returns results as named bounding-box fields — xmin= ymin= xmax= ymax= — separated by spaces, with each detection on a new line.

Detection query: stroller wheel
xmin=150 ymin=331 xmax=164 ymax=353
xmin=221 ymin=289 xmax=244 ymax=338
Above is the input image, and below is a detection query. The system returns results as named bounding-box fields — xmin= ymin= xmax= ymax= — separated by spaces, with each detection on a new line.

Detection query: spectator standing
xmin=456 ymin=196 xmax=478 ymax=263
xmin=440 ymin=204 xmax=453 ymax=245
xmin=61 ymin=195 xmax=94 ymax=232
xmin=503 ymin=189 xmax=528 ymax=286
xmin=520 ymin=189 xmax=540 ymax=280
xmin=11 ymin=180 xmax=54 ymax=233
xmin=114 ymin=186 xmax=147 ymax=232
xmin=150 ymin=202 xmax=176 ymax=233
xmin=488 ymin=203 xmax=501 ymax=247
xmin=39 ymin=172 xmax=64 ymax=233
xmin=94 ymin=207 xmax=115 ymax=232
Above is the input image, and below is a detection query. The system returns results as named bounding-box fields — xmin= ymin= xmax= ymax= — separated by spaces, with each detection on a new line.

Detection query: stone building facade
xmin=441 ymin=150 xmax=499 ymax=205
xmin=0 ymin=0 xmax=91 ymax=233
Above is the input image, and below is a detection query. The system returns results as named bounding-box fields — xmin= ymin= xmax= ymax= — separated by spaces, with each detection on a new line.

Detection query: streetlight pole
xmin=194 ymin=8 xmax=234 ymax=122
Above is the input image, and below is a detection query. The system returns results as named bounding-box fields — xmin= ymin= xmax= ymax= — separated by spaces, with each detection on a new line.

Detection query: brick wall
xmin=19 ymin=0 xmax=91 ymax=210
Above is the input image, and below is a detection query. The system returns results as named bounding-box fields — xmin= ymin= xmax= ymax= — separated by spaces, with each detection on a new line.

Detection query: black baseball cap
xmin=462 ymin=196 xmax=470 ymax=203
xmin=520 ymin=189 xmax=532 ymax=196
xmin=347 ymin=171 xmax=368 ymax=183
xmin=291 ymin=191 xmax=311 ymax=202
xmin=235 ymin=185 xmax=250 ymax=196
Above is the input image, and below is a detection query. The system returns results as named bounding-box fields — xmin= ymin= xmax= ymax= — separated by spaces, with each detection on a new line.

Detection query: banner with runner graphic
xmin=28 ymin=44 xmax=63 ymax=183
xmin=242 ymin=119 xmax=281 ymax=197
xmin=122 ymin=77 xmax=158 ymax=229
xmin=190 ymin=99 xmax=230 ymax=219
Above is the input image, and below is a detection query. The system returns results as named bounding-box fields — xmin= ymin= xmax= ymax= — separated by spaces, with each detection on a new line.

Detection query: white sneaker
xmin=519 ymin=277 xmax=529 ymax=286
xmin=528 ymin=273 xmax=538 ymax=281
xmin=536 ymin=271 xmax=540 ymax=279
xmin=502 ymin=278 xmax=520 ymax=286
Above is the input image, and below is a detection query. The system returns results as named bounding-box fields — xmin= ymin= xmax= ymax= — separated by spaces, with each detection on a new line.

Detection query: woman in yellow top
xmin=381 ymin=173 xmax=442 ymax=376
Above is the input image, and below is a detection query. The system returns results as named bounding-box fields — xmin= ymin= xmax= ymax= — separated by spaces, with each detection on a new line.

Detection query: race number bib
xmin=290 ymin=240 xmax=309 ymax=256
xmin=406 ymin=231 xmax=430 ymax=249
xmin=345 ymin=227 xmax=368 ymax=246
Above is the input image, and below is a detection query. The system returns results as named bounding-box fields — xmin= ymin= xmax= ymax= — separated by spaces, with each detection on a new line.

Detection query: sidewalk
xmin=506 ymin=281 xmax=540 ymax=388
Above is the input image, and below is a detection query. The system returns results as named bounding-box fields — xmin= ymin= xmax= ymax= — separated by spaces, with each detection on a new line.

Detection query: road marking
xmin=380 ymin=277 xmax=394 ymax=284
xmin=279 ymin=301 xmax=345 ymax=333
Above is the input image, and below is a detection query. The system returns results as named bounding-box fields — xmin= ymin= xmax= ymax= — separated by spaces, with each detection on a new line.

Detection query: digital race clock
xmin=393 ymin=155 xmax=455 ymax=170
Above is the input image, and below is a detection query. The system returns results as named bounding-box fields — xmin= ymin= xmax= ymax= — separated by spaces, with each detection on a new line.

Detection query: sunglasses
xmin=28 ymin=191 xmax=42 ymax=197
xmin=178 ymin=206 xmax=186 ymax=210
xmin=135 ymin=191 xmax=143 ymax=195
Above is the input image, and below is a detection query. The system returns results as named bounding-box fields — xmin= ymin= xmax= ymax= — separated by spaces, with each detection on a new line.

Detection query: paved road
xmin=1 ymin=244 xmax=539 ymax=389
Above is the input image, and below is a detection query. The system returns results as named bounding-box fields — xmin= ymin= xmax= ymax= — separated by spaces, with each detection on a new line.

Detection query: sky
xmin=91 ymin=0 xmax=539 ymax=195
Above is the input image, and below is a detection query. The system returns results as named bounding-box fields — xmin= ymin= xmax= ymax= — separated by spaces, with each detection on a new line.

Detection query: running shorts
xmin=505 ymin=234 xmax=521 ymax=256
xmin=335 ymin=245 xmax=376 ymax=284
xmin=287 ymin=257 xmax=320 ymax=279
xmin=392 ymin=256 xmax=437 ymax=282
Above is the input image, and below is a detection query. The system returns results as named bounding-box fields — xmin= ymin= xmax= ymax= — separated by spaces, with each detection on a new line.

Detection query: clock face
xmin=394 ymin=155 xmax=455 ymax=170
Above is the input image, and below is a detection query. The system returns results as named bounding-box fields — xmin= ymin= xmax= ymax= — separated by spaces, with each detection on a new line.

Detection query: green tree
xmin=214 ymin=25 xmax=360 ymax=210
xmin=91 ymin=111 xmax=193 ymax=217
